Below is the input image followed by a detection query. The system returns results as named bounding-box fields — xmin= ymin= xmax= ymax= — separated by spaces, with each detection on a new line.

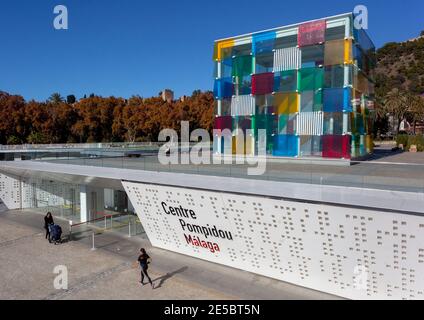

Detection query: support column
xmin=80 ymin=185 xmax=88 ymax=223
xmin=128 ymin=197 xmax=135 ymax=213
xmin=104 ymin=188 xmax=114 ymax=209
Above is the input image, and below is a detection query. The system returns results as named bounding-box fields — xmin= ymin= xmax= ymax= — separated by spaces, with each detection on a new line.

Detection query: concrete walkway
xmin=0 ymin=209 xmax=340 ymax=300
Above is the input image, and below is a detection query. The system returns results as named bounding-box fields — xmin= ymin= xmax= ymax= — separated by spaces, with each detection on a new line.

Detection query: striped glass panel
xmin=273 ymin=47 xmax=301 ymax=72
xmin=231 ymin=95 xmax=255 ymax=116
xmin=297 ymin=112 xmax=324 ymax=135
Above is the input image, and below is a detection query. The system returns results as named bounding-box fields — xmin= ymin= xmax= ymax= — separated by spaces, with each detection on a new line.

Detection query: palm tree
xmin=380 ymin=89 xmax=408 ymax=134
xmin=408 ymin=94 xmax=424 ymax=134
xmin=48 ymin=92 xmax=64 ymax=104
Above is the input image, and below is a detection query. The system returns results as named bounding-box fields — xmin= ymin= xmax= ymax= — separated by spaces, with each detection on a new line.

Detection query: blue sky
xmin=0 ymin=0 xmax=423 ymax=101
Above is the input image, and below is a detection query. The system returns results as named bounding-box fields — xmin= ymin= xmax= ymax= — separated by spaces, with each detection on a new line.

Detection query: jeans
xmin=45 ymin=227 xmax=51 ymax=242
xmin=140 ymin=266 xmax=152 ymax=285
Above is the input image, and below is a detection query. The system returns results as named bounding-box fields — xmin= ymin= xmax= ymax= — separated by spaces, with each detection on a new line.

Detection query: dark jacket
xmin=44 ymin=215 xmax=54 ymax=229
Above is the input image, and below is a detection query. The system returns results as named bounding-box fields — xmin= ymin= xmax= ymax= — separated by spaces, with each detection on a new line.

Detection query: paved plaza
xmin=0 ymin=208 xmax=339 ymax=300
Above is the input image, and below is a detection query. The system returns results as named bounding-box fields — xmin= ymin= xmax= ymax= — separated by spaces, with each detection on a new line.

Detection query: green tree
xmin=408 ymin=94 xmax=424 ymax=134
xmin=27 ymin=131 xmax=49 ymax=144
xmin=7 ymin=135 xmax=21 ymax=145
xmin=192 ymin=90 xmax=201 ymax=97
xmin=48 ymin=92 xmax=64 ymax=104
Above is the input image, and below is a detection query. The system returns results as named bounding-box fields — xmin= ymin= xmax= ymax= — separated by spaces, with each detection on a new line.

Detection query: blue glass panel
xmin=213 ymin=77 xmax=233 ymax=99
xmin=221 ymin=58 xmax=233 ymax=78
xmin=353 ymin=27 xmax=375 ymax=54
xmin=272 ymin=135 xmax=299 ymax=157
xmin=343 ymin=88 xmax=352 ymax=112
xmin=252 ymin=31 xmax=276 ymax=55
xmin=323 ymin=88 xmax=352 ymax=112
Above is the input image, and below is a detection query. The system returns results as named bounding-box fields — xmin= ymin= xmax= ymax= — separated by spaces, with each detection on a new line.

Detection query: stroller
xmin=49 ymin=224 xmax=62 ymax=244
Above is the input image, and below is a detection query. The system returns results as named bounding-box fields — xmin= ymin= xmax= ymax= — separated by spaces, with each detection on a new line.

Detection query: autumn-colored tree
xmin=0 ymin=92 xmax=26 ymax=144
xmin=0 ymin=90 xmax=214 ymax=144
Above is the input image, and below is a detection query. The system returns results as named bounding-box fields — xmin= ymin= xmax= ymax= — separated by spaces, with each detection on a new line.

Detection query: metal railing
xmin=0 ymin=142 xmax=166 ymax=151
xmin=68 ymin=211 xmax=143 ymax=244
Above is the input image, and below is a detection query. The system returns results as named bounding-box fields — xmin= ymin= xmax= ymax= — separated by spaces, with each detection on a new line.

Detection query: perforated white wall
xmin=0 ymin=173 xmax=80 ymax=210
xmin=123 ymin=181 xmax=424 ymax=300
xmin=20 ymin=178 xmax=80 ymax=209
xmin=0 ymin=173 xmax=21 ymax=209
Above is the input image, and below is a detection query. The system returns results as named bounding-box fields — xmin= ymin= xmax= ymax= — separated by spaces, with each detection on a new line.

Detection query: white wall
xmin=0 ymin=173 xmax=21 ymax=209
xmin=123 ymin=181 xmax=424 ymax=300
xmin=0 ymin=172 xmax=80 ymax=213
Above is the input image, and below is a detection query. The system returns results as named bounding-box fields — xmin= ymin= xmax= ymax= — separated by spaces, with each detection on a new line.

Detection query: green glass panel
xmin=254 ymin=114 xmax=276 ymax=135
xmin=253 ymin=114 xmax=276 ymax=154
xmin=298 ymin=67 xmax=324 ymax=92
xmin=232 ymin=55 xmax=253 ymax=78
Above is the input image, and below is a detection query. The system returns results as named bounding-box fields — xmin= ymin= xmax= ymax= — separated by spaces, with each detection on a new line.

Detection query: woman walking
xmin=44 ymin=212 xmax=54 ymax=243
xmin=137 ymin=248 xmax=154 ymax=289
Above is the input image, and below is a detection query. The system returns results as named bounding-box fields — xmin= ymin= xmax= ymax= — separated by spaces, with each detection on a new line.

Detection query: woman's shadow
xmin=152 ymin=266 xmax=188 ymax=289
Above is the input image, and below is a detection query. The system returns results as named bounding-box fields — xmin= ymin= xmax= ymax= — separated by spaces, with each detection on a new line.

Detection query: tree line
xmin=0 ymin=91 xmax=214 ymax=145
xmin=376 ymin=89 xmax=424 ymax=135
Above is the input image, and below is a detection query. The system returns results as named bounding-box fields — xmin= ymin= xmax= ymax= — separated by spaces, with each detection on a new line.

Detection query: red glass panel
xmin=322 ymin=135 xmax=351 ymax=159
xmin=298 ymin=20 xmax=326 ymax=47
xmin=214 ymin=116 xmax=232 ymax=132
xmin=252 ymin=72 xmax=274 ymax=95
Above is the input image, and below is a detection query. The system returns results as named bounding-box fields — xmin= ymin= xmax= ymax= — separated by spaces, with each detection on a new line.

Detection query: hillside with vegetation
xmin=375 ymin=34 xmax=424 ymax=97
xmin=371 ymin=32 xmax=424 ymax=142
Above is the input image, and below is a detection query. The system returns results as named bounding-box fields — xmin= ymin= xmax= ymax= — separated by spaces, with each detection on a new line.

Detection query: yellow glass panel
xmin=366 ymin=135 xmax=373 ymax=153
xmin=232 ymin=135 xmax=246 ymax=155
xmin=213 ymin=39 xmax=235 ymax=61
xmin=275 ymin=92 xmax=299 ymax=114
xmin=245 ymin=136 xmax=255 ymax=156
xmin=344 ymin=39 xmax=353 ymax=64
